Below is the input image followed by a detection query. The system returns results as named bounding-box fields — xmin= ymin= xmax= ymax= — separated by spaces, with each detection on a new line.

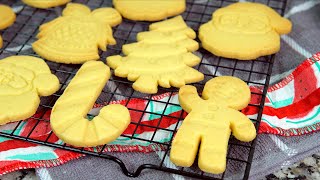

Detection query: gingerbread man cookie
xmin=33 ymin=3 xmax=122 ymax=64
xmin=107 ymin=16 xmax=203 ymax=94
xmin=199 ymin=2 xmax=292 ymax=60
xmin=0 ymin=5 xmax=16 ymax=48
xmin=0 ymin=56 xmax=60 ymax=125
xmin=50 ymin=61 xmax=130 ymax=147
xmin=170 ymin=76 xmax=256 ymax=174
xmin=113 ymin=0 xmax=186 ymax=21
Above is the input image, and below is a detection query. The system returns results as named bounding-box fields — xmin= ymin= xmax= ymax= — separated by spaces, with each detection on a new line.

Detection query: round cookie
xmin=199 ymin=2 xmax=292 ymax=60
xmin=0 ymin=36 xmax=2 ymax=49
xmin=22 ymin=0 xmax=71 ymax=9
xmin=113 ymin=0 xmax=186 ymax=21
xmin=0 ymin=5 xmax=16 ymax=30
xmin=0 ymin=5 xmax=16 ymax=48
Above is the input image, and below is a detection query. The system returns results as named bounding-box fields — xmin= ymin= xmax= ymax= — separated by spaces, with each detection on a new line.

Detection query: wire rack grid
xmin=0 ymin=0 xmax=288 ymax=179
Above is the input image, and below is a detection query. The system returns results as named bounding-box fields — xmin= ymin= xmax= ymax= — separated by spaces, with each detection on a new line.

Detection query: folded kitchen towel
xmin=0 ymin=52 xmax=319 ymax=177
xmin=0 ymin=0 xmax=320 ymax=178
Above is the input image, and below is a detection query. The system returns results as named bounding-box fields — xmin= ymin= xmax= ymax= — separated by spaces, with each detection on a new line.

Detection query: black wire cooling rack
xmin=0 ymin=0 xmax=289 ymax=179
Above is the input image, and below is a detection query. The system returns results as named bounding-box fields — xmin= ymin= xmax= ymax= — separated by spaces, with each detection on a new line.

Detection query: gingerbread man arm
xmin=228 ymin=108 xmax=256 ymax=142
xmin=178 ymin=85 xmax=204 ymax=113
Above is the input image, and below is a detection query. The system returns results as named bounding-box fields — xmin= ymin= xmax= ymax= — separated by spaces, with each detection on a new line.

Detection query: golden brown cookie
xmin=199 ymin=2 xmax=292 ymax=60
xmin=50 ymin=61 xmax=130 ymax=147
xmin=33 ymin=3 xmax=122 ymax=64
xmin=22 ymin=0 xmax=70 ymax=9
xmin=0 ymin=56 xmax=60 ymax=125
xmin=107 ymin=16 xmax=203 ymax=94
xmin=113 ymin=0 xmax=186 ymax=21
xmin=0 ymin=5 xmax=16 ymax=48
xmin=170 ymin=76 xmax=256 ymax=174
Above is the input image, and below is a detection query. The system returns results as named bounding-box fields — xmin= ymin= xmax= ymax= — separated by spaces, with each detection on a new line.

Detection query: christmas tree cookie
xmin=107 ymin=16 xmax=204 ymax=94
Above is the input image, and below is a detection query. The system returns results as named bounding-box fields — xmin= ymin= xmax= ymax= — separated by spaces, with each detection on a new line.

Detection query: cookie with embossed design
xmin=113 ymin=0 xmax=186 ymax=21
xmin=0 ymin=56 xmax=59 ymax=125
xmin=170 ymin=76 xmax=256 ymax=174
xmin=199 ymin=2 xmax=292 ymax=60
xmin=50 ymin=61 xmax=130 ymax=147
xmin=107 ymin=16 xmax=203 ymax=94
xmin=33 ymin=3 xmax=122 ymax=64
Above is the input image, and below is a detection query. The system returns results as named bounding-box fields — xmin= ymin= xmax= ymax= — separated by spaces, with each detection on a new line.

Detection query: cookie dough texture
xmin=199 ymin=2 xmax=292 ymax=60
xmin=33 ymin=3 xmax=122 ymax=64
xmin=0 ymin=5 xmax=16 ymax=48
xmin=0 ymin=56 xmax=60 ymax=125
xmin=107 ymin=16 xmax=203 ymax=94
xmin=113 ymin=0 xmax=186 ymax=21
xmin=50 ymin=61 xmax=130 ymax=147
xmin=170 ymin=76 xmax=256 ymax=174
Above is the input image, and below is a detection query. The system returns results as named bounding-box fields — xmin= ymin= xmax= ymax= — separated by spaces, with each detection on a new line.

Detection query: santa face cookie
xmin=113 ymin=0 xmax=186 ymax=21
xmin=32 ymin=3 xmax=122 ymax=64
xmin=0 ymin=56 xmax=60 ymax=125
xmin=199 ymin=2 xmax=292 ymax=60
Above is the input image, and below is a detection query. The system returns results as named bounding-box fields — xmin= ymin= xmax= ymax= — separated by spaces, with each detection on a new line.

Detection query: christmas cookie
xmin=0 ymin=5 xmax=16 ymax=48
xmin=199 ymin=2 xmax=292 ymax=60
xmin=22 ymin=0 xmax=70 ymax=9
xmin=50 ymin=61 xmax=130 ymax=147
xmin=0 ymin=56 xmax=60 ymax=125
xmin=33 ymin=3 xmax=122 ymax=64
xmin=170 ymin=76 xmax=256 ymax=174
xmin=107 ymin=16 xmax=203 ymax=94
xmin=113 ymin=0 xmax=186 ymax=21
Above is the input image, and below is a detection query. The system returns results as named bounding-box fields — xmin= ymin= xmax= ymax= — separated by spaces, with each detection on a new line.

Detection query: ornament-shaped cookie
xmin=107 ymin=16 xmax=203 ymax=94
xmin=113 ymin=0 xmax=186 ymax=21
xmin=199 ymin=2 xmax=292 ymax=60
xmin=50 ymin=61 xmax=130 ymax=147
xmin=0 ymin=5 xmax=16 ymax=48
xmin=170 ymin=76 xmax=256 ymax=174
xmin=33 ymin=3 xmax=122 ymax=64
xmin=22 ymin=0 xmax=70 ymax=9
xmin=0 ymin=56 xmax=60 ymax=125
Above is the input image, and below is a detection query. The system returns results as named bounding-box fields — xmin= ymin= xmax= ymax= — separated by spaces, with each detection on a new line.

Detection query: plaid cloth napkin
xmin=0 ymin=52 xmax=319 ymax=175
